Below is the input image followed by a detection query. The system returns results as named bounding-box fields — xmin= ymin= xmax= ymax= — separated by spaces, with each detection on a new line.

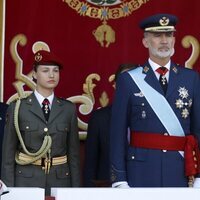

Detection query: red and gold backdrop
xmin=0 ymin=0 xmax=200 ymax=139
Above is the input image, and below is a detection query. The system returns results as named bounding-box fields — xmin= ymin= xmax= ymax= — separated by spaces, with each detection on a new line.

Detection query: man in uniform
xmin=110 ymin=13 xmax=200 ymax=188
xmin=83 ymin=64 xmax=136 ymax=187
xmin=1 ymin=50 xmax=80 ymax=195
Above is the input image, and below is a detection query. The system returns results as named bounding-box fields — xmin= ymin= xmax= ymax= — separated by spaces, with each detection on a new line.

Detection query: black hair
xmin=114 ymin=63 xmax=137 ymax=82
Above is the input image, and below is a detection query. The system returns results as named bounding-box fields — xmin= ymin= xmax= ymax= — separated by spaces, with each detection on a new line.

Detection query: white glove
xmin=0 ymin=180 xmax=9 ymax=195
xmin=193 ymin=178 xmax=200 ymax=188
xmin=112 ymin=181 xmax=130 ymax=188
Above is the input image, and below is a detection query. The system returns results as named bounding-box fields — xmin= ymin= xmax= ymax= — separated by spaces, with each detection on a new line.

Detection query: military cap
xmin=139 ymin=13 xmax=178 ymax=32
xmin=33 ymin=50 xmax=63 ymax=69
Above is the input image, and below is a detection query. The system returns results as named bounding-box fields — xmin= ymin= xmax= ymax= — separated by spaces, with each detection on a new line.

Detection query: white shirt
xmin=34 ymin=90 xmax=54 ymax=109
xmin=148 ymin=58 xmax=170 ymax=82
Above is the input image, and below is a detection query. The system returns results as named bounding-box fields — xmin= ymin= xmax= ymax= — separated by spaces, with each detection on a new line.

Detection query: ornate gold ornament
xmin=62 ymin=0 xmax=150 ymax=47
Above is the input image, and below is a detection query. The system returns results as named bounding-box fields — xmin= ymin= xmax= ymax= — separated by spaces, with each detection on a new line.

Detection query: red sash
xmin=130 ymin=132 xmax=200 ymax=177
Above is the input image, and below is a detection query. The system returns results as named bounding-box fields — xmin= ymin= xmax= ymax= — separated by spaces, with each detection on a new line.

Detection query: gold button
xmin=26 ymin=126 xmax=29 ymax=129
xmin=44 ymin=127 xmax=48 ymax=132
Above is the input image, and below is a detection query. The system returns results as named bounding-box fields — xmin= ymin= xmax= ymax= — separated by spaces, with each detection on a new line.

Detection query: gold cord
xmin=14 ymin=98 xmax=52 ymax=165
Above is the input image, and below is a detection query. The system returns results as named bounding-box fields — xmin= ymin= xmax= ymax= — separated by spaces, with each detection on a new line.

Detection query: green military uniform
xmin=1 ymin=93 xmax=80 ymax=195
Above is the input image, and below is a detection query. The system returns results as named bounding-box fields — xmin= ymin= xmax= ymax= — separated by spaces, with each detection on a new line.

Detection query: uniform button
xmin=65 ymin=172 xmax=69 ymax=176
xmin=131 ymin=156 xmax=135 ymax=159
xmin=141 ymin=103 xmax=145 ymax=106
xmin=64 ymin=128 xmax=68 ymax=131
xmin=194 ymin=157 xmax=197 ymax=161
xmin=29 ymin=99 xmax=32 ymax=102
xmin=164 ymin=133 xmax=168 ymax=136
xmin=26 ymin=126 xmax=29 ymax=130
xmin=163 ymin=150 xmax=167 ymax=152
xmin=0 ymin=117 xmax=2 ymax=120
xmin=18 ymin=170 xmax=22 ymax=174
xmin=195 ymin=164 xmax=197 ymax=168
xmin=44 ymin=127 xmax=48 ymax=132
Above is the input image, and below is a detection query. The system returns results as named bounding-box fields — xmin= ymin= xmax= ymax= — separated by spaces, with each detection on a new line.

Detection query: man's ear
xmin=142 ymin=37 xmax=149 ymax=48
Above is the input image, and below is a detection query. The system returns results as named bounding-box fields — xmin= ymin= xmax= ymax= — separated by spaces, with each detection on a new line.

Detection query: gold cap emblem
xmin=35 ymin=52 xmax=42 ymax=62
xmin=159 ymin=16 xmax=170 ymax=26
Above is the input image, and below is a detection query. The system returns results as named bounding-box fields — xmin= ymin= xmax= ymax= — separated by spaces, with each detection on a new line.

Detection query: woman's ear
xmin=32 ymin=70 xmax=37 ymax=80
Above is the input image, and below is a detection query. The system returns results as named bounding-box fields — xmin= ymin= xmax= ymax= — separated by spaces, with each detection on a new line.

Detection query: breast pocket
xmin=20 ymin=122 xmax=39 ymax=148
xmin=53 ymin=123 xmax=69 ymax=147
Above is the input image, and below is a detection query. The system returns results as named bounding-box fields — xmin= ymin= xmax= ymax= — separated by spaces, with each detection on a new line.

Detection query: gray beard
xmin=150 ymin=46 xmax=174 ymax=58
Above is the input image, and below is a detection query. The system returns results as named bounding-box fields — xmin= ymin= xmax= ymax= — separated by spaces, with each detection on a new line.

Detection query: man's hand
xmin=112 ymin=181 xmax=130 ymax=188
xmin=193 ymin=178 xmax=200 ymax=188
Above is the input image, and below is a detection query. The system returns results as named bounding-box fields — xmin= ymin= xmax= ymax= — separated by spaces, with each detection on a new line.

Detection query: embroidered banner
xmin=0 ymin=0 xmax=200 ymax=137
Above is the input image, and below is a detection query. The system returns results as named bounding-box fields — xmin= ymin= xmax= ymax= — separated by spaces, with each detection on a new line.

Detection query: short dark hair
xmin=114 ymin=63 xmax=137 ymax=82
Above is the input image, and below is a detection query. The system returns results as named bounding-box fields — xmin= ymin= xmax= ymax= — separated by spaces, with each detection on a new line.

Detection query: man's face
xmin=142 ymin=32 xmax=175 ymax=59
xmin=33 ymin=65 xmax=60 ymax=91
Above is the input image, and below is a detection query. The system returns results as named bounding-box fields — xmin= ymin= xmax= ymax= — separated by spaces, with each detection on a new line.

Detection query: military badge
xmin=63 ymin=0 xmax=150 ymax=47
xmin=181 ymin=108 xmax=189 ymax=119
xmin=159 ymin=16 xmax=169 ymax=26
xmin=34 ymin=52 xmax=42 ymax=62
xmin=175 ymin=99 xmax=184 ymax=109
xmin=178 ymin=87 xmax=189 ymax=99
xmin=134 ymin=91 xmax=144 ymax=97
xmin=141 ymin=110 xmax=146 ymax=119
xmin=175 ymin=87 xmax=192 ymax=119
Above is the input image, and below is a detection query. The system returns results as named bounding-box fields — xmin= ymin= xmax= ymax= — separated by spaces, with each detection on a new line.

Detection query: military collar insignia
xmin=172 ymin=66 xmax=178 ymax=74
xmin=143 ymin=66 xmax=149 ymax=73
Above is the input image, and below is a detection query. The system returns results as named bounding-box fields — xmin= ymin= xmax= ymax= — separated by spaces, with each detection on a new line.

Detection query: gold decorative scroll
xmin=182 ymin=35 xmax=200 ymax=69
xmin=4 ymin=33 xmax=200 ymax=140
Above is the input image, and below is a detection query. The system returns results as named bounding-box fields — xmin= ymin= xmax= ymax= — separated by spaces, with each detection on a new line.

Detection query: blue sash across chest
xmin=128 ymin=67 xmax=185 ymax=156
